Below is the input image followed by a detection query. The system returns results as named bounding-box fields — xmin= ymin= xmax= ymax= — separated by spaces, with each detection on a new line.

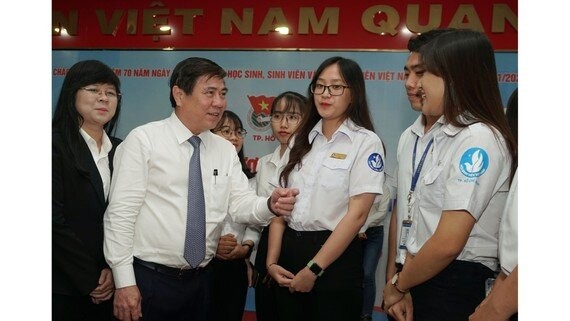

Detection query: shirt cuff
xmin=256 ymin=197 xmax=274 ymax=225
xmin=112 ymin=263 xmax=137 ymax=289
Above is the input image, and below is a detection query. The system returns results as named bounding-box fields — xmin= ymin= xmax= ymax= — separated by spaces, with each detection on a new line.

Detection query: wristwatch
xmin=391 ymin=272 xmax=408 ymax=294
xmin=306 ymin=260 xmax=324 ymax=277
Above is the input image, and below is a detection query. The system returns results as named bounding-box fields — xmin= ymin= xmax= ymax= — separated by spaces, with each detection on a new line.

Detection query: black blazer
xmin=52 ymin=130 xmax=122 ymax=296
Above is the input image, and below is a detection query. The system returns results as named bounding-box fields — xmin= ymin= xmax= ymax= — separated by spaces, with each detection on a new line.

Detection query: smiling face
xmin=404 ymin=52 xmax=426 ymax=111
xmin=313 ymin=63 xmax=351 ymax=125
xmin=173 ymin=75 xmax=227 ymax=134
xmin=418 ymin=70 xmax=445 ymax=118
xmin=75 ymin=83 xmax=118 ymax=130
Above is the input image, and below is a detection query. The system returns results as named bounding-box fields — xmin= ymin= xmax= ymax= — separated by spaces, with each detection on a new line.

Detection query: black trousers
xmin=208 ymin=257 xmax=249 ymax=321
xmin=52 ymin=292 xmax=114 ymax=321
xmin=133 ymin=258 xmax=212 ymax=321
xmin=274 ymin=226 xmax=363 ymax=321
xmin=411 ymin=260 xmax=495 ymax=321
xmin=254 ymin=227 xmax=279 ymax=321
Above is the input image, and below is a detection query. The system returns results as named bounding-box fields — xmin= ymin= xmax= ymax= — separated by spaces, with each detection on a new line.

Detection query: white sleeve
xmin=103 ymin=129 xmax=149 ymax=288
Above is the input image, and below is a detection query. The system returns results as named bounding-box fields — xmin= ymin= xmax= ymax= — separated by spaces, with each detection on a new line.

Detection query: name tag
xmin=398 ymin=219 xmax=412 ymax=250
xmin=330 ymin=152 xmax=347 ymax=159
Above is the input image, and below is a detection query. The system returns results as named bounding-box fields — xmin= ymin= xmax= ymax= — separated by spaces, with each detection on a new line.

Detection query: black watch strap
xmin=307 ymin=260 xmax=324 ymax=277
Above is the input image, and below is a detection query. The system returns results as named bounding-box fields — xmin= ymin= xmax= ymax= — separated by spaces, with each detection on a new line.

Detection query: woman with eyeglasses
xmin=52 ymin=60 xmax=122 ymax=320
xmin=266 ymin=57 xmax=386 ymax=321
xmin=208 ymin=110 xmax=261 ymax=321
xmin=253 ymin=91 xmax=308 ymax=321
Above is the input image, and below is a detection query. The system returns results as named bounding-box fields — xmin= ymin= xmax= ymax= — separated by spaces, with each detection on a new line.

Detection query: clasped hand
xmin=215 ymin=234 xmax=248 ymax=260
xmin=267 ymin=264 xmax=317 ymax=293
xmin=269 ymin=188 xmax=299 ymax=217
xmin=90 ymin=268 xmax=115 ymax=304
xmin=382 ymin=282 xmax=413 ymax=321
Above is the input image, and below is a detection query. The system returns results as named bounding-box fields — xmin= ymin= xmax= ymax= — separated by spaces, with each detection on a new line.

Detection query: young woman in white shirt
xmin=254 ymin=91 xmax=308 ymax=321
xmin=267 ymin=56 xmax=386 ymax=321
xmin=382 ymin=29 xmax=517 ymax=321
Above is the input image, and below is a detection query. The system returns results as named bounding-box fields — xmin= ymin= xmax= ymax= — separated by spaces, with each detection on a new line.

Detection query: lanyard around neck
xmin=410 ymin=136 xmax=434 ymax=193
xmin=407 ymin=136 xmax=434 ymax=215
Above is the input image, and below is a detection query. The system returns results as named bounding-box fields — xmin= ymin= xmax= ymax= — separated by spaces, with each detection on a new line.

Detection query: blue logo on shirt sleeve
xmin=459 ymin=147 xmax=489 ymax=178
xmin=368 ymin=153 xmax=384 ymax=172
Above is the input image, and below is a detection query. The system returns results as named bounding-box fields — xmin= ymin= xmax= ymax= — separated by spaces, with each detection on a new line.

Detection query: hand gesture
xmin=267 ymin=263 xmax=295 ymax=287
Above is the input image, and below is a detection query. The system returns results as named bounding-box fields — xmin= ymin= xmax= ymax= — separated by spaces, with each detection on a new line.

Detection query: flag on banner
xmin=247 ymin=95 xmax=275 ymax=129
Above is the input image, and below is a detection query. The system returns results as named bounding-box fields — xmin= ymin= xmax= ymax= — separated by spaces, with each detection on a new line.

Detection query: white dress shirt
xmin=360 ymin=182 xmax=391 ymax=233
xmin=287 ymin=118 xmax=385 ymax=231
xmin=249 ymin=144 xmax=291 ymax=264
xmin=79 ymin=127 xmax=112 ymax=200
xmin=255 ymin=144 xmax=291 ymax=198
xmin=220 ymin=210 xmax=262 ymax=247
xmin=499 ymin=170 xmax=517 ymax=275
xmin=219 ymin=172 xmax=263 ymax=248
xmin=391 ymin=115 xmax=444 ymax=264
xmin=104 ymin=112 xmax=274 ymax=288
xmin=405 ymin=118 xmax=512 ymax=271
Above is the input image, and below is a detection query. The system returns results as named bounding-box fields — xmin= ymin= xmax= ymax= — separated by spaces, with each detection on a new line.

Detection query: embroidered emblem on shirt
xmin=367 ymin=153 xmax=384 ymax=172
xmin=330 ymin=153 xmax=347 ymax=159
xmin=459 ymin=147 xmax=489 ymax=178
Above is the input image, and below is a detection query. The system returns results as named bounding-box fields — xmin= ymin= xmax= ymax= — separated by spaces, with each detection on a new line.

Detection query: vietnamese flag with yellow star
xmin=247 ymin=95 xmax=275 ymax=116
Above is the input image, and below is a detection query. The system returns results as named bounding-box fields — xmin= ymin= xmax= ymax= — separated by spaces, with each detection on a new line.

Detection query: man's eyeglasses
xmin=216 ymin=127 xmax=247 ymax=138
xmin=270 ymin=112 xmax=301 ymax=125
xmin=310 ymin=83 xmax=349 ymax=96
xmin=80 ymin=87 xmax=121 ymax=100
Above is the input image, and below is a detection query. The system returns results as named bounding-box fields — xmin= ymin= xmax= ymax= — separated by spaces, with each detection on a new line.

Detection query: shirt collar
xmin=268 ymin=145 xmax=289 ymax=166
xmin=308 ymin=118 xmax=357 ymax=143
xmin=410 ymin=115 xmax=445 ymax=138
xmin=168 ymin=111 xmax=217 ymax=149
xmin=269 ymin=134 xmax=296 ymax=165
xmin=441 ymin=114 xmax=473 ymax=137
xmin=79 ymin=127 xmax=112 ymax=155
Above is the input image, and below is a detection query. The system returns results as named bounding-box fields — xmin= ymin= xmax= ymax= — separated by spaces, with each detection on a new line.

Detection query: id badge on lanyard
xmin=398 ymin=219 xmax=412 ymax=249
xmin=399 ymin=137 xmax=433 ymax=250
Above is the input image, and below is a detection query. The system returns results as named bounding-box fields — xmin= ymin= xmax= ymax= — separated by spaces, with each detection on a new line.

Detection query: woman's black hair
xmin=52 ymin=60 xmax=122 ymax=171
xmin=213 ymin=110 xmax=255 ymax=179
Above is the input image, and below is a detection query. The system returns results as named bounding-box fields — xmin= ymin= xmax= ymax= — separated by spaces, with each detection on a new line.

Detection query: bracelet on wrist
xmin=391 ymin=272 xmax=409 ymax=294
xmin=394 ymin=284 xmax=408 ymax=294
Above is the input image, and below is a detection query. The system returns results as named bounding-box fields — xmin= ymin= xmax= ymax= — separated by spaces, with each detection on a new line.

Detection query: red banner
xmin=52 ymin=0 xmax=517 ymax=50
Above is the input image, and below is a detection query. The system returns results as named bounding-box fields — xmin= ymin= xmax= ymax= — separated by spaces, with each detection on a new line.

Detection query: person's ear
xmin=172 ymin=85 xmax=185 ymax=106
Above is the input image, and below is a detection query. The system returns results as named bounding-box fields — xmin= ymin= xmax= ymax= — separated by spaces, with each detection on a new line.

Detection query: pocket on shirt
xmin=320 ymin=158 xmax=350 ymax=189
xmin=423 ymin=163 xmax=444 ymax=185
xmin=421 ymin=163 xmax=445 ymax=208
xmin=208 ymin=174 xmax=231 ymax=218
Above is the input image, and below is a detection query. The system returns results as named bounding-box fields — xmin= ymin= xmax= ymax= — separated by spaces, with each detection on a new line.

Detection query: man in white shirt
xmin=386 ymin=28 xmax=452 ymax=281
xmin=384 ymin=29 xmax=453 ymax=321
xmin=103 ymin=57 xmax=298 ymax=321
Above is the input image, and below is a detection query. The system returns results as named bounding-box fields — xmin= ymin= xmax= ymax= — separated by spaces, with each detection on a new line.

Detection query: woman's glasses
xmin=310 ymin=83 xmax=349 ymax=96
xmin=216 ymin=127 xmax=247 ymax=138
xmin=80 ymin=87 xmax=120 ymax=100
xmin=270 ymin=112 xmax=301 ymax=125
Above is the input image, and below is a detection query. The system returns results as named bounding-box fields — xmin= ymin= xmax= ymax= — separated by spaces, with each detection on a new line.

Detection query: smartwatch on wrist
xmin=306 ymin=260 xmax=324 ymax=277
